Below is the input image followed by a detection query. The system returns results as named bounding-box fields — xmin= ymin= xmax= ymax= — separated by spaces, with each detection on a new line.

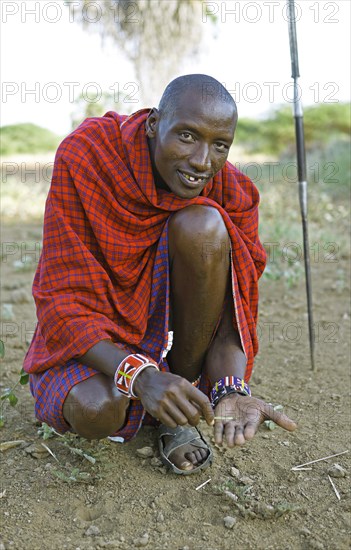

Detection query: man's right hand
xmin=133 ymin=367 xmax=214 ymax=428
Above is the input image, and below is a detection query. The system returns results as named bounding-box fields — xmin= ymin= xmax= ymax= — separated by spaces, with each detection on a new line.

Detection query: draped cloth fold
xmin=23 ymin=109 xmax=266 ymax=440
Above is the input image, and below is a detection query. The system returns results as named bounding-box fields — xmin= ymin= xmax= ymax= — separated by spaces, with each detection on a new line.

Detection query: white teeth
xmin=181 ymin=172 xmax=203 ymax=183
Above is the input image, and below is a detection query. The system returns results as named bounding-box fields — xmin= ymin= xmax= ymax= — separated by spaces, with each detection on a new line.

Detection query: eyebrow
xmin=172 ymin=121 xmax=234 ymax=142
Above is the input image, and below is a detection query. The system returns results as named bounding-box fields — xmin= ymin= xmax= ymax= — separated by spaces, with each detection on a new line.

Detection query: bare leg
xmin=63 ymin=373 xmax=129 ymax=440
xmin=168 ymin=205 xmax=230 ymax=380
xmin=165 ymin=205 xmax=232 ymax=470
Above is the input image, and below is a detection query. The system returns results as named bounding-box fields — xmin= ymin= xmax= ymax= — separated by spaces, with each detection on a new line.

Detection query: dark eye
xmin=180 ymin=132 xmax=195 ymax=142
xmin=215 ymin=142 xmax=229 ymax=152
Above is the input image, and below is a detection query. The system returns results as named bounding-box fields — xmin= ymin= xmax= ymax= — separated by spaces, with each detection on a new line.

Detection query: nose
xmin=189 ymin=143 xmax=211 ymax=173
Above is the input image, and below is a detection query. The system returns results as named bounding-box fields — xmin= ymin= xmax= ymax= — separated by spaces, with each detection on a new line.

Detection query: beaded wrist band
xmin=210 ymin=376 xmax=251 ymax=408
xmin=192 ymin=374 xmax=201 ymax=388
xmin=114 ymin=353 xmax=159 ymax=399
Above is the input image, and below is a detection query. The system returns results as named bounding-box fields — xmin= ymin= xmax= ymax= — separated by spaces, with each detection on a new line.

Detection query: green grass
xmin=236 ymin=102 xmax=350 ymax=157
xmin=0 ymin=123 xmax=61 ymax=156
xmin=255 ymin=142 xmax=350 ymax=288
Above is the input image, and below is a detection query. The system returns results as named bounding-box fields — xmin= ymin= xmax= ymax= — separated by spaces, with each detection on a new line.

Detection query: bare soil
xmin=1 ymin=219 xmax=350 ymax=550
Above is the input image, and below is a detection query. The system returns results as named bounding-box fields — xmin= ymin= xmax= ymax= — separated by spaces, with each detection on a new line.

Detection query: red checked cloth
xmin=23 ymin=109 xmax=267 ymax=381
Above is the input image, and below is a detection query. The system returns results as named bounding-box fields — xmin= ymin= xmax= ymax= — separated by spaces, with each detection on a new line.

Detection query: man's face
xmin=146 ymin=91 xmax=237 ymax=199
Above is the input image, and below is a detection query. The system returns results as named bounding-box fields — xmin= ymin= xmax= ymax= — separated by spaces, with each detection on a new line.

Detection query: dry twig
xmin=327 ymin=475 xmax=341 ymax=501
xmin=291 ymin=450 xmax=348 ymax=470
xmin=0 ymin=440 xmax=25 ymax=452
xmin=195 ymin=478 xmax=211 ymax=491
xmin=41 ymin=443 xmax=59 ymax=462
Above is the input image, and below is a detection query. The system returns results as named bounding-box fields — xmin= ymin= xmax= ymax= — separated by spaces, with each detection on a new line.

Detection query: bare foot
xmin=161 ymin=430 xmax=210 ymax=472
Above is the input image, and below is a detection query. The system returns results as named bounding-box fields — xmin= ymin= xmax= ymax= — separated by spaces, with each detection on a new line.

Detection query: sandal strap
xmin=161 ymin=426 xmax=204 ymax=458
xmin=158 ymin=424 xmax=213 ymax=475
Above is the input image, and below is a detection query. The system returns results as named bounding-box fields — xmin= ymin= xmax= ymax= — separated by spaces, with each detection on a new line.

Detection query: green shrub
xmin=0 ymin=123 xmax=61 ymax=156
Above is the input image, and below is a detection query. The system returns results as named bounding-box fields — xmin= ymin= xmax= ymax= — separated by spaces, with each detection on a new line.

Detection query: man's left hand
xmin=214 ymin=393 xmax=297 ymax=447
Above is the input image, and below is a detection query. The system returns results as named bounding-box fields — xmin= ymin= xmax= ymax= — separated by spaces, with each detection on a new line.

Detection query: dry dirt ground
xmin=1 ymin=206 xmax=350 ymax=549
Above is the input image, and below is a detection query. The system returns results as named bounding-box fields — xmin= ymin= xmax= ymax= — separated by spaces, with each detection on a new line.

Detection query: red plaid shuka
xmin=23 ymin=109 xmax=267 ymax=440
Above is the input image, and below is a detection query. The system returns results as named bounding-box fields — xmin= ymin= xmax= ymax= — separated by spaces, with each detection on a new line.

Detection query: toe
xmin=184 ymin=450 xmax=198 ymax=465
xmin=179 ymin=460 xmax=194 ymax=471
xmin=194 ymin=449 xmax=206 ymax=464
xmin=161 ymin=428 xmax=211 ymax=473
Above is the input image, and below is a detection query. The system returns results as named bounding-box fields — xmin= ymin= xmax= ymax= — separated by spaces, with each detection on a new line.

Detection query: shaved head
xmin=146 ymin=73 xmax=237 ymax=199
xmin=158 ymin=74 xmax=237 ymax=121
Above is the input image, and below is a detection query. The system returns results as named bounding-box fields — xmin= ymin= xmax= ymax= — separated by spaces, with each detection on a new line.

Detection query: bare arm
xmin=77 ymin=339 xmax=215 ymax=427
xmin=77 ymin=339 xmax=130 ymax=378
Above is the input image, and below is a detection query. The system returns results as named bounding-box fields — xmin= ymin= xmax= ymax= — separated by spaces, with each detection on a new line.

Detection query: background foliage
xmin=65 ymin=0 xmax=209 ymax=104
xmin=2 ymin=104 xmax=349 ymax=187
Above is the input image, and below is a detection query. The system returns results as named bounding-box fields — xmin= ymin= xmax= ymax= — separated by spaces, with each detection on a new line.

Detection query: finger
xmin=163 ymin=401 xmax=189 ymax=426
xmin=177 ymin=400 xmax=201 ymax=426
xmin=159 ymin=410 xmax=179 ymax=429
xmin=224 ymin=422 xmax=235 ymax=448
xmin=243 ymin=421 xmax=259 ymax=440
xmin=263 ymin=405 xmax=297 ymax=432
xmin=214 ymin=421 xmax=224 ymax=445
xmin=233 ymin=426 xmax=246 ymax=446
xmin=187 ymin=385 xmax=214 ymax=426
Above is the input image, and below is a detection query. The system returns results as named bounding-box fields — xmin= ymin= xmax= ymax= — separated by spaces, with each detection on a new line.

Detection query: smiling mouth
xmin=177 ymin=170 xmax=210 ymax=185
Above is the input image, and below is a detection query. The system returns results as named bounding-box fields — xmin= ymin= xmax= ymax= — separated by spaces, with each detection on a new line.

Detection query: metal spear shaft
xmin=287 ymin=0 xmax=315 ymax=370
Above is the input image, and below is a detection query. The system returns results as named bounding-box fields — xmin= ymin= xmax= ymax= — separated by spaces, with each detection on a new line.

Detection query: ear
xmin=145 ymin=108 xmax=160 ymax=138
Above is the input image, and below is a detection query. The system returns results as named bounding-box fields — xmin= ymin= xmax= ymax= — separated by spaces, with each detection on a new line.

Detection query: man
xmin=24 ymin=74 xmax=296 ymax=474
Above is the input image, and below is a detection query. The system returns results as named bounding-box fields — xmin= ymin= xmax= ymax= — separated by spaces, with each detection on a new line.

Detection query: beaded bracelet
xmin=114 ymin=353 xmax=159 ymax=399
xmin=210 ymin=376 xmax=251 ymax=408
xmin=192 ymin=374 xmax=201 ymax=388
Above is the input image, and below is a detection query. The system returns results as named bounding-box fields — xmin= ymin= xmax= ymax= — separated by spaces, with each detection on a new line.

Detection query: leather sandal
xmin=158 ymin=424 xmax=213 ymax=475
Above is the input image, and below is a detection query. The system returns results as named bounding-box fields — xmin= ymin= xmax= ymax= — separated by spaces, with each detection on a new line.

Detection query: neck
xmin=147 ymin=137 xmax=170 ymax=191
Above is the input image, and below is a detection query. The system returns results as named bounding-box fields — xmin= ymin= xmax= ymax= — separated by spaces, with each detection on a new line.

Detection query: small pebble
xmin=133 ymin=533 xmax=149 ymax=547
xmin=156 ymin=512 xmax=164 ymax=522
xmin=230 ymin=467 xmax=240 ymax=478
xmin=240 ymin=475 xmax=254 ymax=485
xmin=221 ymin=505 xmax=231 ymax=512
xmin=309 ymin=540 xmax=324 ymax=550
xmin=223 ymin=516 xmax=236 ymax=529
xmin=300 ymin=527 xmax=312 ymax=536
xmin=253 ymin=502 xmax=275 ymax=519
xmin=150 ymin=457 xmax=162 ymax=467
xmin=24 ymin=443 xmax=50 ymax=459
xmin=327 ymin=463 xmax=347 ymax=478
xmin=85 ymin=525 xmax=100 ymax=537
xmin=99 ymin=541 xmax=121 ymax=548
xmin=136 ymin=447 xmax=154 ymax=458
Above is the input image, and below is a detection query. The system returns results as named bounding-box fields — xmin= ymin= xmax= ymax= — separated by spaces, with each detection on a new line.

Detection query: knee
xmin=170 ymin=205 xmax=228 ymax=241
xmin=169 ymin=205 xmax=230 ymax=265
xmin=63 ymin=380 xmax=128 ymax=440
